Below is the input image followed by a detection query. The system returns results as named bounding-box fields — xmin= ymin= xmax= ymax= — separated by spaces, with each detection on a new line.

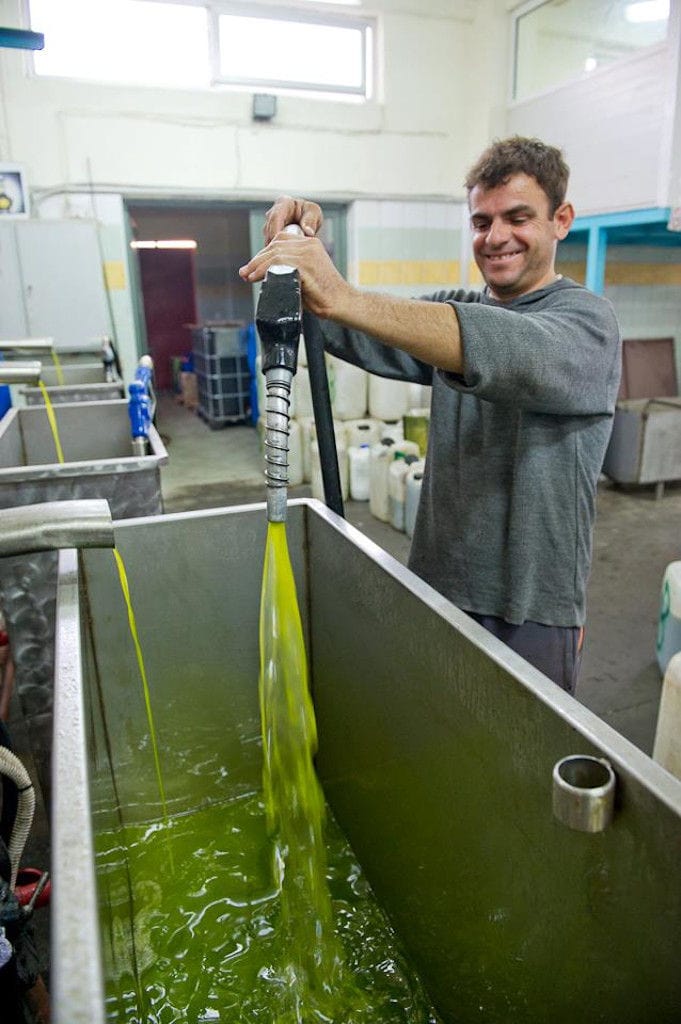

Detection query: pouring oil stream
xmin=257 ymin=251 xmax=368 ymax=1019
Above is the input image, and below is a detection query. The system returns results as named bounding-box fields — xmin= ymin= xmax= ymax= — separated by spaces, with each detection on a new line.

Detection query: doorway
xmin=126 ymin=199 xmax=348 ymax=394
xmin=127 ymin=202 xmax=257 ymax=391
xmin=137 ymin=247 xmax=198 ymax=390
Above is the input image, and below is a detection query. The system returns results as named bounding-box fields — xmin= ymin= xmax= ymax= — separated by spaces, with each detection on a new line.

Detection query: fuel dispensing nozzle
xmin=256 ymin=229 xmax=303 ymax=523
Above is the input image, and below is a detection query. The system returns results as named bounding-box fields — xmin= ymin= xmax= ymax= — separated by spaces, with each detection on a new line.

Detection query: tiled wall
xmin=347 ymin=200 xmax=468 ymax=299
xmin=557 ymin=242 xmax=681 ymax=387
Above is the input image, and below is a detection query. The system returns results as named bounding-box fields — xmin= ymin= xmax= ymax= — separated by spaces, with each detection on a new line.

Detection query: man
xmin=239 ymin=136 xmax=621 ymax=693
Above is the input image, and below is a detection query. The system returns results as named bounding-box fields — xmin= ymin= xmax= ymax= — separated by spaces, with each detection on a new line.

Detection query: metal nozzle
xmin=263 ymin=366 xmax=293 ymax=522
xmin=0 ymin=361 xmax=42 ymax=385
xmin=0 ymin=500 xmax=115 ymax=557
xmin=256 ymin=249 xmax=303 ymax=523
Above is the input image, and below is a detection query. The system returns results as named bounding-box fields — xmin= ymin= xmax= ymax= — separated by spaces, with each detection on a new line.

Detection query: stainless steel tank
xmin=52 ymin=500 xmax=681 ymax=1024
xmin=0 ymin=399 xmax=167 ymax=803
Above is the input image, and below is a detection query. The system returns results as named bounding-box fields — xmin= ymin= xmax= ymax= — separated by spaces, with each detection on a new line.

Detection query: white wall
xmin=507 ymin=1 xmax=681 ymax=215
xmin=0 ymin=0 xmax=508 ymax=203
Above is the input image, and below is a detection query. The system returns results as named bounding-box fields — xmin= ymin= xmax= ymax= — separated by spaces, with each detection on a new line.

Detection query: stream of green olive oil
xmin=97 ymin=524 xmax=439 ymax=1022
xmin=50 ymin=346 xmax=65 ymax=385
xmin=38 ymin=380 xmax=65 ymax=463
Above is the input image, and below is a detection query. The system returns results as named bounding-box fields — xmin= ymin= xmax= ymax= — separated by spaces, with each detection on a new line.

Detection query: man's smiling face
xmin=469 ymin=172 xmax=573 ymax=302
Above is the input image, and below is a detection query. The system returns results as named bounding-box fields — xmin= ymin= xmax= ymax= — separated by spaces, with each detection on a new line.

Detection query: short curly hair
xmin=465 ymin=136 xmax=570 ymax=216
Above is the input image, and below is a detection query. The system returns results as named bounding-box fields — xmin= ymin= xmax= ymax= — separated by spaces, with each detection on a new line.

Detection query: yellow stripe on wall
xmin=103 ymin=260 xmax=127 ymax=290
xmin=557 ymin=261 xmax=681 ymax=287
xmin=358 ymin=260 xmax=460 ymax=286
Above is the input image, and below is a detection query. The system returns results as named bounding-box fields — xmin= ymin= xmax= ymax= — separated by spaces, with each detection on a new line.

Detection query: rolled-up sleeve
xmin=440 ymin=291 xmax=621 ymax=416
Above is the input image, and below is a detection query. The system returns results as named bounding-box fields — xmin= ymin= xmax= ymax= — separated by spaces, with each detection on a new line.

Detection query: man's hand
xmin=263 ymin=195 xmax=323 ymax=243
xmin=239 ymin=195 xmax=463 ymax=373
xmin=239 ymin=232 xmax=354 ymax=321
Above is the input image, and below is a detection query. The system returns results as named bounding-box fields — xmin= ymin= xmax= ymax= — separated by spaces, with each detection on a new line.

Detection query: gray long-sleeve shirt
xmin=313 ymin=277 xmax=622 ymax=626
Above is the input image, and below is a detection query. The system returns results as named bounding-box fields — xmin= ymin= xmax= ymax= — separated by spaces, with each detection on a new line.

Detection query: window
xmin=214 ymin=7 xmax=372 ymax=97
xmin=28 ymin=0 xmax=375 ymax=100
xmin=512 ymin=0 xmax=670 ymax=102
xmin=29 ymin=0 xmax=211 ymax=88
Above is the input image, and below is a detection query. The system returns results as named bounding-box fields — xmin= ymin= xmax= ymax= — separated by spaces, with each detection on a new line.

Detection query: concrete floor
xmin=158 ymin=391 xmax=681 ymax=757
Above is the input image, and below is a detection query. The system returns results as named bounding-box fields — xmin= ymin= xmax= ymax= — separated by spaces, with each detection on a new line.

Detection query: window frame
xmin=208 ymin=1 xmax=374 ymax=98
xmin=509 ymin=0 xmax=671 ymax=103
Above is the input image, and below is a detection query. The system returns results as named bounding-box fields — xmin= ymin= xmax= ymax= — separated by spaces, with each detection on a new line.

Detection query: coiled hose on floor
xmin=0 ymin=746 xmax=35 ymax=890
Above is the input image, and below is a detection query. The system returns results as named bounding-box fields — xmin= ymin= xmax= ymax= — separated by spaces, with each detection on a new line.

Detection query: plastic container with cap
xmin=656 ymin=561 xmax=681 ymax=675
xmin=381 ymin=419 xmax=404 ymax=443
xmin=369 ymin=375 xmax=411 ymax=422
xmin=348 ymin=443 xmax=371 ymax=501
xmin=300 ymin=416 xmax=345 ymax=484
xmin=653 ymin=650 xmax=681 ymax=781
xmin=327 ymin=354 xmax=368 ymax=421
xmin=405 ymin=460 xmax=426 ymax=538
xmin=369 ymin=437 xmax=396 ymax=521
xmin=344 ymin=418 xmax=381 ymax=448
xmin=403 ymin=407 xmax=431 ymax=458
xmin=310 ymin=438 xmax=349 ymax=503
xmin=389 ymin=454 xmax=420 ymax=532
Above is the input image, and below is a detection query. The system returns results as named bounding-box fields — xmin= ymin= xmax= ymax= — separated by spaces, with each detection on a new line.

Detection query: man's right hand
xmin=263 ymin=196 xmax=323 ymax=243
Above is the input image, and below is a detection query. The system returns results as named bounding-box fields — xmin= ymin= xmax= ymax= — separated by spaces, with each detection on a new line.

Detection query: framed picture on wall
xmin=0 ymin=164 xmax=29 ymax=218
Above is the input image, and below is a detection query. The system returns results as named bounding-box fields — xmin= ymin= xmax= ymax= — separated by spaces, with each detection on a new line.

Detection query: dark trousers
xmin=466 ymin=612 xmax=584 ymax=694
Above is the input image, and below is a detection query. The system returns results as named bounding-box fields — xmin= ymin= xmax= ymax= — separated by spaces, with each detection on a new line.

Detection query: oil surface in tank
xmin=96 ymin=791 xmax=440 ymax=1022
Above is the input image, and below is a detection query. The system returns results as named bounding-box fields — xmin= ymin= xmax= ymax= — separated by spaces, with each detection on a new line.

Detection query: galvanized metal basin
xmin=602 ymin=397 xmax=681 ymax=486
xmin=0 ymin=399 xmax=167 ymax=802
xmin=38 ymin=361 xmax=109 ymax=387
xmin=52 ymin=499 xmax=681 ymax=1024
xmin=21 ymin=381 xmax=125 ymax=405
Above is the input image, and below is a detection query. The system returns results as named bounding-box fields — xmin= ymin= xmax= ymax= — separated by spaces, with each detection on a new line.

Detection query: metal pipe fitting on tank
xmin=0 ymin=361 xmax=42 ymax=385
xmin=0 ymin=499 xmax=114 ymax=557
xmin=256 ymin=228 xmax=303 ymax=523
xmin=552 ymin=754 xmax=616 ymax=833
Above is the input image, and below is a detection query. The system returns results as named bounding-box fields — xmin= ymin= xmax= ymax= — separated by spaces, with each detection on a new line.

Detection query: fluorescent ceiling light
xmin=130 ymin=240 xmax=197 ymax=250
xmin=624 ymin=0 xmax=669 ymax=23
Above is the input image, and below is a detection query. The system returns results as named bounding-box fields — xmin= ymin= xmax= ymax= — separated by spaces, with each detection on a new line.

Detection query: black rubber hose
xmin=303 ymin=312 xmax=344 ymax=518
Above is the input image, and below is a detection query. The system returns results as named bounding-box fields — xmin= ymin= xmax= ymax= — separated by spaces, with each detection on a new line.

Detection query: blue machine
xmin=127 ymin=356 xmax=155 ymax=455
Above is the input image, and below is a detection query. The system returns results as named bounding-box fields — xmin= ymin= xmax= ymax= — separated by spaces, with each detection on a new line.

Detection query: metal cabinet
xmin=0 ymin=220 xmax=110 ymax=348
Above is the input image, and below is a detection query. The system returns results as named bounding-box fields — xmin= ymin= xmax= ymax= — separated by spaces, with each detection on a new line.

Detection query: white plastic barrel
xmin=389 ymin=454 xmax=420 ymax=532
xmin=381 ymin=420 xmax=404 ymax=443
xmin=653 ymin=651 xmax=681 ymax=781
xmin=407 ymin=382 xmax=424 ymax=410
xmin=292 ymin=365 xmax=314 ymax=420
xmin=395 ymin=439 xmax=420 ymax=460
xmin=344 ymin=418 xmax=381 ymax=448
xmin=310 ymin=438 xmax=349 ymax=503
xmin=656 ymin=561 xmax=681 ymax=674
xmin=405 ymin=460 xmax=425 ymax=538
xmin=296 ymin=416 xmax=315 ymax=482
xmin=300 ymin=417 xmax=346 ymax=483
xmin=348 ymin=444 xmax=371 ymax=501
xmin=327 ymin=355 xmax=368 ymax=421
xmin=369 ymin=438 xmax=396 ymax=521
xmin=255 ymin=353 xmax=266 ymax=428
xmin=368 ymin=375 xmax=411 ymax=422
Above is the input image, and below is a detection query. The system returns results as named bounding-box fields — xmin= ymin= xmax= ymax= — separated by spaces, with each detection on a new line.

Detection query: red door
xmin=138 ymin=249 xmax=198 ymax=390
